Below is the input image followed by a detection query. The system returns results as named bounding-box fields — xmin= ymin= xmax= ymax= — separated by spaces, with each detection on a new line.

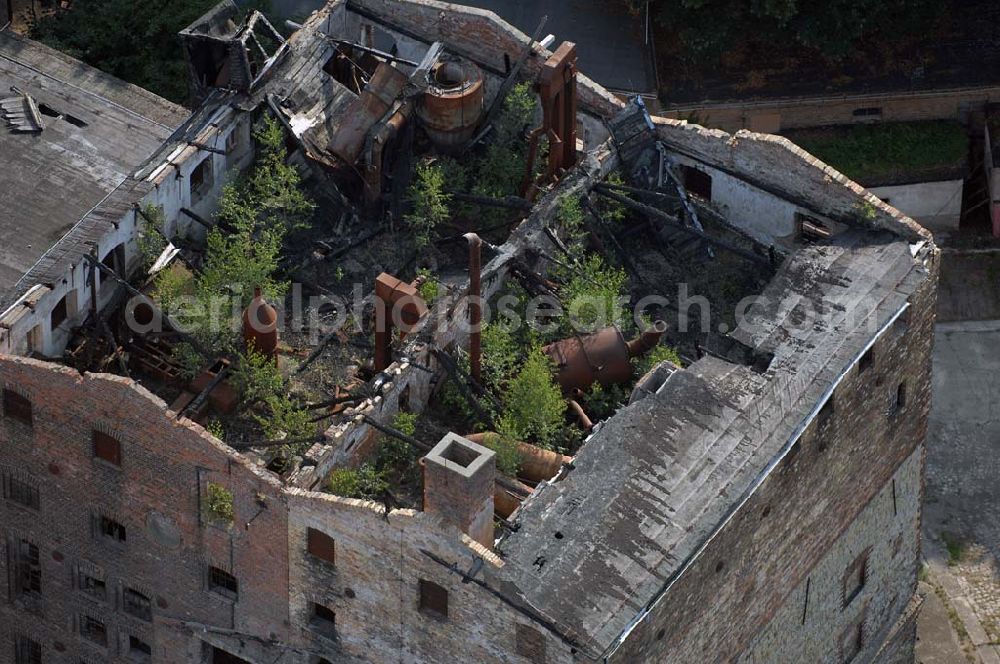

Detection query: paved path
xmin=923 ymin=318 xmax=1000 ymax=662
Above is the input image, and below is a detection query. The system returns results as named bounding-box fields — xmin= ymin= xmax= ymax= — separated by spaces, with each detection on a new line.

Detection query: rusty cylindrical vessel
xmin=543 ymin=327 xmax=632 ymax=393
xmin=543 ymin=323 xmax=667 ymax=393
xmin=415 ymin=56 xmax=485 ymax=152
xmin=243 ymin=287 xmax=278 ymax=362
xmin=464 ymin=432 xmax=573 ymax=484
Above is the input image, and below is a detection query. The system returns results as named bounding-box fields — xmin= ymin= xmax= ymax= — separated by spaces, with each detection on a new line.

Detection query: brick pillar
xmin=422 ymin=433 xmax=496 ymax=549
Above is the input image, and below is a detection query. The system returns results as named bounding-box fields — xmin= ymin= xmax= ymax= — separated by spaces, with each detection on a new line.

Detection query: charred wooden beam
xmin=181 ymin=363 xmax=230 ymax=419
xmin=328 ymin=39 xmax=420 ymax=67
xmin=361 ymin=413 xmax=433 ymax=452
xmin=467 ymin=15 xmax=548 ymax=149
xmin=592 ymin=187 xmax=772 ymax=268
xmin=431 ymin=347 xmax=498 ymax=425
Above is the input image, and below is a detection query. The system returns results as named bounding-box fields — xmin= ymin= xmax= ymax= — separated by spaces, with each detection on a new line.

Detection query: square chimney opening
xmin=442 ymin=442 xmax=477 ymax=468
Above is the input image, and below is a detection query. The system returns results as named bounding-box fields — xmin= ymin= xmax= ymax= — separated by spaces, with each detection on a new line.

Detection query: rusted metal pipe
xmin=626 ymin=322 xmax=665 ymax=358
xmin=464 ymin=432 xmax=572 ymax=484
xmin=465 ymin=233 xmax=483 ymax=384
xmin=566 ymin=399 xmax=593 ymax=432
xmin=495 ymin=479 xmax=532 ymax=519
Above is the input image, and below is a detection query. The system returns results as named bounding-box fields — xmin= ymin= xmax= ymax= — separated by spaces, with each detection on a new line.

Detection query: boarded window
xmin=79 ymin=614 xmax=107 ymax=647
xmin=843 ymin=552 xmax=868 ymax=607
xmin=209 ymin=566 xmax=238 ymax=599
xmin=14 ymin=635 xmax=41 ymax=664
xmin=5 ymin=475 xmax=39 ymax=510
xmin=307 ymin=528 xmax=336 ymax=565
xmin=418 ymin=579 xmax=448 ymax=619
xmin=93 ymin=430 xmax=121 ymax=466
xmin=79 ymin=571 xmax=106 ymax=601
xmin=124 ymin=587 xmax=152 ymax=621
xmin=682 ymin=166 xmax=712 ymax=200
xmin=2 ymin=389 xmax=32 ymax=426
xmin=14 ymin=540 xmax=41 ymax=597
xmin=98 ymin=515 xmax=127 ymax=543
xmin=516 ymin=624 xmax=547 ymax=664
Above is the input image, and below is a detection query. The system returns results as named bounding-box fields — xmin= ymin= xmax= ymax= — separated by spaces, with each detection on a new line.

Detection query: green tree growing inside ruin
xmin=497 ymin=347 xmax=566 ymax=450
xmin=406 ymin=160 xmax=452 ymax=247
xmin=29 ymin=0 xmax=225 ymax=104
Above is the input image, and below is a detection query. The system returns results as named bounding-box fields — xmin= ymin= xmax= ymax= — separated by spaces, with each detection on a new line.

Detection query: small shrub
xmin=559 ymin=254 xmax=629 ymax=335
xmin=327 ymin=468 xmax=360 ymax=497
xmin=436 ymin=156 xmax=470 ymax=193
xmin=498 ymin=347 xmax=565 ymax=449
xmin=633 ymin=344 xmax=682 ymax=377
xmin=205 ymin=418 xmax=226 ymax=441
xmin=557 ymin=195 xmax=585 ymax=244
xmin=254 ymin=394 xmax=314 ymax=441
xmin=479 ymin=432 xmax=521 ymax=476
xmin=391 ymin=411 xmax=418 ymax=437
xmin=417 ymin=268 xmax=441 ymax=304
xmin=495 ymin=82 xmax=538 ymax=144
xmin=328 ymin=464 xmax=389 ymax=499
xmin=406 ymin=161 xmax=451 ymax=247
xmin=941 ymin=532 xmax=967 ymax=567
xmin=205 ymin=482 xmax=234 ymax=523
xmin=356 ymin=463 xmax=389 ymax=497
xmin=481 ymin=324 xmax=521 ymax=392
xmin=170 ymin=341 xmax=205 ymax=381
xmin=473 ymin=142 xmax=527 ymax=205
xmin=581 ymin=381 xmax=630 ymax=422
xmin=151 ymin=264 xmax=195 ymax=315
xmin=598 ymin=172 xmax=628 ymax=224
xmin=234 ymin=343 xmax=284 ymax=405
xmin=469 ymin=84 xmax=539 ymax=215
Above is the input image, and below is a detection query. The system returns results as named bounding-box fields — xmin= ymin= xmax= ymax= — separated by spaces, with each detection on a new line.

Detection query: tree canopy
xmin=653 ymin=0 xmax=942 ymax=64
xmin=29 ymin=0 xmax=269 ymax=104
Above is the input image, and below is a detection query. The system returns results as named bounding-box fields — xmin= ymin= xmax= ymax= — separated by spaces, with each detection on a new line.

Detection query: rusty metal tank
xmin=543 ymin=327 xmax=633 ymax=393
xmin=542 ymin=324 xmax=666 ymax=393
xmin=416 ymin=56 xmax=485 ymax=153
xmin=242 ymin=287 xmax=278 ymax=362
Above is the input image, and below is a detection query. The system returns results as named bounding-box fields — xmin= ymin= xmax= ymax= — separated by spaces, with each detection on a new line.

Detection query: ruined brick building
xmin=0 ymin=1 xmax=938 ymax=663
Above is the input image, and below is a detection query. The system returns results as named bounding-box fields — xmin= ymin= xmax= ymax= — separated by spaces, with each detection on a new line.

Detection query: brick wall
xmin=652 ymin=120 xmax=931 ymax=243
xmin=286 ymin=489 xmax=577 ymax=664
xmin=660 ymin=87 xmax=1000 ymax=133
xmin=607 ymin=248 xmax=938 ymax=663
xmin=736 ymin=447 xmax=923 ymax=663
xmin=0 ymin=357 xmax=290 ymax=664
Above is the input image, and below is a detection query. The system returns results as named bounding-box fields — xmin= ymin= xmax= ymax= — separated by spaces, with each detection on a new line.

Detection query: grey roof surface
xmin=0 ymin=30 xmax=189 ymax=306
xmin=455 ymin=0 xmax=656 ymax=93
xmin=499 ymin=230 xmax=924 ymax=654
